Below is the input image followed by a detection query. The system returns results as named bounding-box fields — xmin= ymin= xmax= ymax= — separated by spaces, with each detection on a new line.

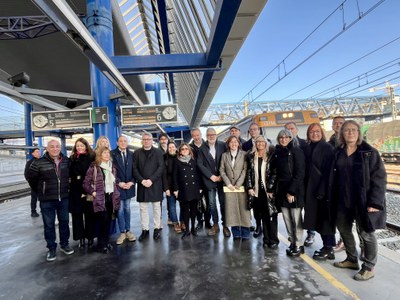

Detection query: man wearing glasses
xmin=133 ymin=133 xmax=164 ymax=241
xmin=197 ymin=128 xmax=230 ymax=237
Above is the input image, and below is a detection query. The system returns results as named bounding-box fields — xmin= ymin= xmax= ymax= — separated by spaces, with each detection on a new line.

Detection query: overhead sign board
xmin=92 ymin=107 xmax=109 ymax=124
xmin=121 ymin=104 xmax=178 ymax=125
xmin=31 ymin=109 xmax=92 ymax=131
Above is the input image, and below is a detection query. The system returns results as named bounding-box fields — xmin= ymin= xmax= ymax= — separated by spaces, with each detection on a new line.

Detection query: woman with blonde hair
xmin=246 ymin=135 xmax=279 ymax=248
xmin=83 ymin=146 xmax=120 ymax=253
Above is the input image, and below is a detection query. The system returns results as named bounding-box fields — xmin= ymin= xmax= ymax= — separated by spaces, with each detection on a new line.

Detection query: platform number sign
xmin=121 ymin=104 xmax=178 ymax=125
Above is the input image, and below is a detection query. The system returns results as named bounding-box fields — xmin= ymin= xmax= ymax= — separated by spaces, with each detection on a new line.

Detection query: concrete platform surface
xmin=1 ymin=196 xmax=399 ymax=300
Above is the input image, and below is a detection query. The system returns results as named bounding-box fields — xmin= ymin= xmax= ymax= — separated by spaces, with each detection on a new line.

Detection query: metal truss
xmin=0 ymin=16 xmax=58 ymax=40
xmin=202 ymin=96 xmax=393 ymax=125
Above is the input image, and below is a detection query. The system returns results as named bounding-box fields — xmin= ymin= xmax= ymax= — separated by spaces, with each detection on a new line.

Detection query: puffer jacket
xmin=27 ymin=152 xmax=69 ymax=202
xmin=83 ymin=163 xmax=120 ymax=213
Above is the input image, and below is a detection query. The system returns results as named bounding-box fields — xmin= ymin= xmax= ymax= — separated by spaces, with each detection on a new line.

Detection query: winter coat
xmin=26 ymin=152 xmax=70 ymax=202
xmin=111 ymin=148 xmax=136 ymax=200
xmin=197 ymin=140 xmax=227 ymax=190
xmin=133 ymin=147 xmax=164 ymax=202
xmin=82 ymin=163 xmax=120 ymax=213
xmin=220 ymin=150 xmax=251 ymax=227
xmin=69 ymin=152 xmax=94 ymax=214
xmin=245 ymin=146 xmax=276 ymax=192
xmin=331 ymin=141 xmax=387 ymax=232
xmin=268 ymin=142 xmax=305 ymax=209
xmin=303 ymin=141 xmax=335 ymax=234
xmin=173 ymin=158 xmax=201 ymax=202
xmin=162 ymin=152 xmax=176 ymax=192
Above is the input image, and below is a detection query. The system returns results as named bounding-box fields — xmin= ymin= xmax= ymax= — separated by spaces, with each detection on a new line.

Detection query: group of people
xmin=25 ymin=116 xmax=386 ymax=282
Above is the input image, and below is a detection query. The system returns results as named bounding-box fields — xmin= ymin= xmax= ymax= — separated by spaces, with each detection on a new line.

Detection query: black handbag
xmin=247 ymin=195 xmax=254 ymax=210
xmin=268 ymin=196 xmax=278 ymax=216
xmin=197 ymin=195 xmax=207 ymax=213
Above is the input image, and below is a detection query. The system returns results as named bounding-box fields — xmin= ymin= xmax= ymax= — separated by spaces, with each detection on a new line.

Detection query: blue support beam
xmin=87 ymin=0 xmax=119 ymax=146
xmin=24 ymin=101 xmax=34 ymax=159
xmin=190 ymin=0 xmax=242 ymax=127
xmin=145 ymin=82 xmax=167 ymax=105
xmin=150 ymin=0 xmax=176 ymax=101
xmin=111 ymin=53 xmax=221 ymax=75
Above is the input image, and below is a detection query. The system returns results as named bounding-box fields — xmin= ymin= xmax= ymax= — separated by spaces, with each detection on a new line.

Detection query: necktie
xmin=122 ymin=151 xmax=126 ymax=165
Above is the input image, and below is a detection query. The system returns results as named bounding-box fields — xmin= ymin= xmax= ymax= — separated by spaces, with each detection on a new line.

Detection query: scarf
xmin=100 ymin=161 xmax=115 ymax=193
xmin=230 ymin=149 xmax=238 ymax=168
xmin=253 ymin=151 xmax=267 ymax=198
xmin=76 ymin=150 xmax=87 ymax=159
xmin=178 ymin=154 xmax=191 ymax=163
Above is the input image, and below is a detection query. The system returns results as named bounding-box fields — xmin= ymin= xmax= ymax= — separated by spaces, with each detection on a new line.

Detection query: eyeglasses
xmin=343 ymin=128 xmax=358 ymax=133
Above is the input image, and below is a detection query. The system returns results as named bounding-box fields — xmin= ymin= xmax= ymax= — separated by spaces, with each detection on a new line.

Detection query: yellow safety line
xmin=278 ymin=233 xmax=361 ymax=300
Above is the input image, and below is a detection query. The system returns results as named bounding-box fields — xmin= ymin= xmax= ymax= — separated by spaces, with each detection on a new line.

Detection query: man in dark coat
xmin=229 ymin=125 xmax=246 ymax=148
xmin=26 ymin=140 xmax=74 ymax=261
xmin=328 ymin=116 xmax=345 ymax=148
xmin=24 ymin=147 xmax=41 ymax=217
xmin=133 ymin=132 xmax=164 ymax=241
xmin=242 ymin=123 xmax=260 ymax=152
xmin=112 ymin=135 xmax=136 ymax=245
xmin=197 ymin=127 xmax=229 ymax=237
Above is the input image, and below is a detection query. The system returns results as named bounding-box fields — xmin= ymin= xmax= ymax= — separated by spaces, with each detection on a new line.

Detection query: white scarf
xmin=253 ymin=151 xmax=267 ymax=198
xmin=100 ymin=161 xmax=115 ymax=194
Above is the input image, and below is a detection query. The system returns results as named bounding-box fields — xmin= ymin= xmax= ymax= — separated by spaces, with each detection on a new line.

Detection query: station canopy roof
xmin=0 ymin=0 xmax=267 ymax=127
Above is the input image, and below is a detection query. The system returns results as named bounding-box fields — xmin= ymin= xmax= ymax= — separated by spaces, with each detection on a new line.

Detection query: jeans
xmin=117 ymin=198 xmax=132 ymax=232
xmin=208 ymin=187 xmax=225 ymax=226
xmin=336 ymin=209 xmax=378 ymax=271
xmin=232 ymin=226 xmax=251 ymax=239
xmin=40 ymin=199 xmax=70 ymax=250
xmin=166 ymin=195 xmax=178 ymax=223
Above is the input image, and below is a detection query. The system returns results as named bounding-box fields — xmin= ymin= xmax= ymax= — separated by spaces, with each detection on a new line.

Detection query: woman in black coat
xmin=303 ymin=123 xmax=336 ymax=261
xmin=332 ymin=120 xmax=386 ymax=281
xmin=69 ymin=137 xmax=95 ymax=248
xmin=173 ymin=143 xmax=202 ymax=239
xmin=267 ymin=129 xmax=305 ymax=256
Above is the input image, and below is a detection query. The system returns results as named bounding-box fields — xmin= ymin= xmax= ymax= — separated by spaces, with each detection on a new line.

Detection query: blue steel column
xmin=38 ymin=137 xmax=43 ymax=155
xmin=87 ymin=0 xmax=119 ymax=146
xmin=24 ymin=102 xmax=33 ymax=160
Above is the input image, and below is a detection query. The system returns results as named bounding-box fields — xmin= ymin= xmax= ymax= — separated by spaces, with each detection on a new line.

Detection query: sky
xmin=213 ymin=0 xmax=400 ymax=104
xmin=1 ymin=0 xmax=399 ymax=119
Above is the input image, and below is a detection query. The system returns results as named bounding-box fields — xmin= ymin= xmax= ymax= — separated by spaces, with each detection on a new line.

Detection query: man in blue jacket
xmin=112 ymin=135 xmax=136 ymax=245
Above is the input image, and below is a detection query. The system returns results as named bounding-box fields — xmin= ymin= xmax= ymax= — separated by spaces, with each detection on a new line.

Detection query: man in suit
xmin=112 ymin=135 xmax=136 ymax=245
xmin=197 ymin=128 xmax=230 ymax=237
xmin=242 ymin=123 xmax=261 ymax=152
xmin=284 ymin=122 xmax=307 ymax=152
xmin=133 ymin=132 xmax=165 ymax=241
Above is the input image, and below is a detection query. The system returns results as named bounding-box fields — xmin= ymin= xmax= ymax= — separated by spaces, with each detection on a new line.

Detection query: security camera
xmin=8 ymin=72 xmax=30 ymax=87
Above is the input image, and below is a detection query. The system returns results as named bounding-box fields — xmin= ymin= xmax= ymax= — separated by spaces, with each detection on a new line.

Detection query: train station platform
xmin=1 ymin=190 xmax=399 ymax=300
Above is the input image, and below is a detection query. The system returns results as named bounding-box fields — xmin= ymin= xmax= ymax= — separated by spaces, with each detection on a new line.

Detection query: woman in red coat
xmin=83 ymin=146 xmax=120 ymax=253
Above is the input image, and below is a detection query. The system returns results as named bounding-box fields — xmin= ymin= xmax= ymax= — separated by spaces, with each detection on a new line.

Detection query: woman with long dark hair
xmin=69 ymin=137 xmax=95 ymax=248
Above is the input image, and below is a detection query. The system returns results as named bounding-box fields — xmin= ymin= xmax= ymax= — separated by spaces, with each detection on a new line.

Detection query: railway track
xmin=385 ymin=164 xmax=400 ymax=193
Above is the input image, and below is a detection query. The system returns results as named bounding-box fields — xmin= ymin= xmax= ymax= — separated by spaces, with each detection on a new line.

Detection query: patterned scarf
xmin=100 ymin=161 xmax=115 ymax=193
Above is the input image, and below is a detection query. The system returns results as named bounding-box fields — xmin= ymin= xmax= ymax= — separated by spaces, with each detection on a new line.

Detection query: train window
xmin=259 ymin=116 xmax=269 ymax=121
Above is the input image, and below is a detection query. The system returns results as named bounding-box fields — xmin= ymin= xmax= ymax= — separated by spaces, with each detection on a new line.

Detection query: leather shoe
xmin=195 ymin=220 xmax=203 ymax=230
xmin=223 ymin=226 xmax=231 ymax=238
xmin=313 ymin=247 xmax=335 ymax=260
xmin=286 ymin=245 xmax=304 ymax=257
xmin=334 ymin=239 xmax=345 ymax=252
xmin=253 ymin=226 xmax=262 ymax=238
xmin=191 ymin=229 xmax=198 ymax=236
xmin=139 ymin=230 xmax=149 ymax=242
xmin=267 ymin=243 xmax=278 ymax=249
xmin=304 ymin=234 xmax=315 ymax=246
xmin=153 ymin=228 xmax=161 ymax=240
xmin=181 ymin=230 xmax=191 ymax=239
